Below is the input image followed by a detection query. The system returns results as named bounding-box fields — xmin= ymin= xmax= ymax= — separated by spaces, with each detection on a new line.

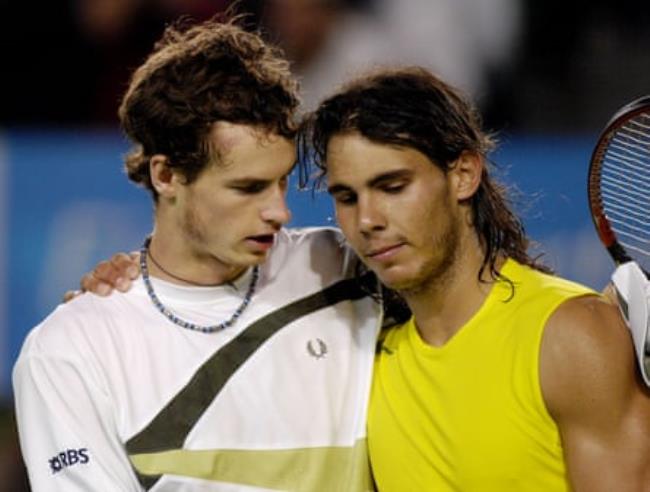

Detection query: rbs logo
xmin=49 ymin=448 xmax=90 ymax=474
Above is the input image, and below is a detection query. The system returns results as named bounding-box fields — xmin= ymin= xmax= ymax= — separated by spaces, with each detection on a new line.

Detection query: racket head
xmin=588 ymin=95 xmax=650 ymax=278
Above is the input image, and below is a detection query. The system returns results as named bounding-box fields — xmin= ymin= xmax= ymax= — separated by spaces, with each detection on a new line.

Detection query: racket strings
xmin=602 ymin=172 xmax=650 ymax=204
xmin=600 ymin=112 xmax=650 ymax=270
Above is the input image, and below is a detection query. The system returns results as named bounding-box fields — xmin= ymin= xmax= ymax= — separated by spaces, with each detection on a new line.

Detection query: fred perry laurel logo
xmin=307 ymin=338 xmax=328 ymax=359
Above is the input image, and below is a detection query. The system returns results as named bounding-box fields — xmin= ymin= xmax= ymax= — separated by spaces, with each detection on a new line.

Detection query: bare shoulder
xmin=540 ymin=294 xmax=650 ymax=421
xmin=543 ymin=294 xmax=632 ymax=373
xmin=540 ymin=292 xmax=650 ymax=489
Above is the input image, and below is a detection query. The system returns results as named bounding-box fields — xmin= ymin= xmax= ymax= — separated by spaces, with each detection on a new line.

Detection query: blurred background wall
xmin=0 ymin=0 xmax=649 ymax=488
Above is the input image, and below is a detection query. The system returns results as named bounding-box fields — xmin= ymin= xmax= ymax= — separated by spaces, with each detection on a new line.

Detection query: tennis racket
xmin=588 ymin=95 xmax=650 ymax=385
xmin=588 ymin=95 xmax=650 ymax=274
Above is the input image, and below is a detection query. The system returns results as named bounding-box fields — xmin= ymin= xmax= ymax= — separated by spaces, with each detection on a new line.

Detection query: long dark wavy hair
xmin=119 ymin=17 xmax=300 ymax=201
xmin=298 ymin=67 xmax=549 ymax=309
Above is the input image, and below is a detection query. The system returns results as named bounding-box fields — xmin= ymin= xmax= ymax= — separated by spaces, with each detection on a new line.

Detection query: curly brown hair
xmin=299 ymin=66 xmax=549 ymax=283
xmin=119 ymin=17 xmax=300 ymax=200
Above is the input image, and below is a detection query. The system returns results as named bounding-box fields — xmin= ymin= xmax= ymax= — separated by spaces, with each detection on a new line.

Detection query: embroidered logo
xmin=307 ymin=338 xmax=328 ymax=359
xmin=49 ymin=448 xmax=90 ymax=475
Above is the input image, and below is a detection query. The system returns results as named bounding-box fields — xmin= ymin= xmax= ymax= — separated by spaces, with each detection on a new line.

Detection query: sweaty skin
xmin=325 ymin=131 xmax=650 ymax=492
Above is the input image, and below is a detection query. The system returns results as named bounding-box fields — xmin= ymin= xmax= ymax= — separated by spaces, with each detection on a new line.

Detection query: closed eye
xmin=231 ymin=181 xmax=269 ymax=194
xmin=331 ymin=191 xmax=357 ymax=205
xmin=369 ymin=171 xmax=413 ymax=195
xmin=327 ymin=183 xmax=357 ymax=205
xmin=381 ymin=183 xmax=407 ymax=194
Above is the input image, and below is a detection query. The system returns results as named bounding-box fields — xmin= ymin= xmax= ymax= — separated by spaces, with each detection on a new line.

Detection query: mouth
xmin=245 ymin=234 xmax=276 ymax=252
xmin=365 ymin=242 xmax=406 ymax=262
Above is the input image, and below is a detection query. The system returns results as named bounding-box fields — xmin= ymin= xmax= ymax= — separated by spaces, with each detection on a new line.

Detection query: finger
xmin=93 ymin=260 xmax=122 ymax=286
xmin=111 ymin=252 xmax=140 ymax=278
xmin=110 ymin=253 xmax=140 ymax=290
xmin=128 ymin=251 xmax=140 ymax=278
xmin=80 ymin=272 xmax=112 ymax=296
xmin=81 ymin=265 xmax=115 ymax=296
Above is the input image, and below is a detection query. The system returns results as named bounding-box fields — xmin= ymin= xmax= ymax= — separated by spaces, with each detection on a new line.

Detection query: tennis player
xmin=303 ymin=66 xmax=650 ymax=491
xmin=63 ymin=68 xmax=650 ymax=490
xmin=12 ymin=19 xmax=381 ymax=491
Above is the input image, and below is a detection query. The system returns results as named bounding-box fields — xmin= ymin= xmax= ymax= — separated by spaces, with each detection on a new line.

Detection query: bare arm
xmin=63 ymin=252 xmax=140 ymax=300
xmin=541 ymin=295 xmax=650 ymax=491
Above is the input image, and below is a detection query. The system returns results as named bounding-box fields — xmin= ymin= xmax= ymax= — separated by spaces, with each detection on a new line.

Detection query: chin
xmin=377 ymin=259 xmax=442 ymax=293
xmin=244 ymin=250 xmax=270 ymax=265
xmin=376 ymin=268 xmax=420 ymax=292
xmin=383 ymin=279 xmax=420 ymax=293
xmin=221 ymin=252 xmax=266 ymax=271
xmin=251 ymin=255 xmax=268 ymax=265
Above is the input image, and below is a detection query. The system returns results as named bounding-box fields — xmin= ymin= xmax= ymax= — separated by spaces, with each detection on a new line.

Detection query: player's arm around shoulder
xmin=540 ymin=294 xmax=650 ymax=491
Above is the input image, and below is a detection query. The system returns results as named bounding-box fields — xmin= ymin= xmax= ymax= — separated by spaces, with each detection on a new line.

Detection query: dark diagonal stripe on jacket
xmin=126 ymin=276 xmax=371 ymax=488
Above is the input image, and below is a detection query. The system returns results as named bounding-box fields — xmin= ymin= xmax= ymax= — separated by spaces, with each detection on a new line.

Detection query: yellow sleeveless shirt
xmin=368 ymin=259 xmax=595 ymax=491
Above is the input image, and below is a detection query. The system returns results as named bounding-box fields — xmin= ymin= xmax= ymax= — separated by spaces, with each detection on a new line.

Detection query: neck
xmin=403 ymin=235 xmax=502 ymax=347
xmin=147 ymin=226 xmax=245 ymax=287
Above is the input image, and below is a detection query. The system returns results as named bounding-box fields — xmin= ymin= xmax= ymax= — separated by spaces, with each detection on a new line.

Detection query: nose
xmin=261 ymin=185 xmax=292 ymax=228
xmin=358 ymin=194 xmax=386 ymax=235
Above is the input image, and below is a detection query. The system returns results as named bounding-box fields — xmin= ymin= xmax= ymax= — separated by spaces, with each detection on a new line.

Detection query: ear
xmin=449 ymin=151 xmax=483 ymax=201
xmin=150 ymin=155 xmax=180 ymax=198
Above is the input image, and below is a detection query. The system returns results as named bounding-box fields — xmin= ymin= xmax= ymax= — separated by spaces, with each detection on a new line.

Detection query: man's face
xmin=173 ymin=122 xmax=295 ymax=272
xmin=326 ymin=132 xmax=463 ymax=292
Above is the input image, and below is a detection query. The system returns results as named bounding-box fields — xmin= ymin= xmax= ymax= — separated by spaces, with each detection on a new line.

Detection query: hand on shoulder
xmin=63 ymin=252 xmax=140 ymax=302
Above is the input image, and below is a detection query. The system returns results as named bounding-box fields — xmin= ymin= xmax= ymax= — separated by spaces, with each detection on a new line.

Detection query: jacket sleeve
xmin=12 ymin=332 xmax=141 ymax=491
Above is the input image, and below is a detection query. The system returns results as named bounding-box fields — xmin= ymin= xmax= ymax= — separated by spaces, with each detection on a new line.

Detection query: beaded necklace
xmin=140 ymin=237 xmax=259 ymax=334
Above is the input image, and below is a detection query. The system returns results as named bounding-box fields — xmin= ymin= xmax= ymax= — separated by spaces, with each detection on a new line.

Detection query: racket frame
xmin=587 ymin=95 xmax=650 ymax=276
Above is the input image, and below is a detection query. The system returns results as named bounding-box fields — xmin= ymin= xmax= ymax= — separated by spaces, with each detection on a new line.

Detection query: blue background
xmin=0 ymin=131 xmax=612 ymax=399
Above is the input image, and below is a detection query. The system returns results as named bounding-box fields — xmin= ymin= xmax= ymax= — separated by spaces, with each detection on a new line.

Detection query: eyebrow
xmin=226 ymin=172 xmax=291 ymax=186
xmin=327 ymin=169 xmax=413 ymax=195
xmin=327 ymin=183 xmax=351 ymax=195
xmin=227 ymin=178 xmax=271 ymax=186
xmin=368 ymin=169 xmax=413 ymax=187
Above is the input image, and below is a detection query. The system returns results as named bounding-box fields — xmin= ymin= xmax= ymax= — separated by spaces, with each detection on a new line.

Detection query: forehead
xmin=205 ymin=121 xmax=296 ymax=178
xmin=326 ymin=132 xmax=434 ymax=183
xmin=208 ymin=121 xmax=292 ymax=156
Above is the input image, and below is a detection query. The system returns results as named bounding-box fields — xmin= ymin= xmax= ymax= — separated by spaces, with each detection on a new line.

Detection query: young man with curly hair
xmin=13 ymin=20 xmax=379 ymax=491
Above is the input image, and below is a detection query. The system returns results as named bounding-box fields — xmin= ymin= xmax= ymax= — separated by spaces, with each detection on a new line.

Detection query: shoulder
xmin=543 ymin=294 xmax=631 ymax=372
xmin=543 ymin=294 xmax=631 ymax=371
xmin=539 ymin=292 xmax=650 ymax=486
xmin=278 ymin=226 xmax=347 ymax=250
xmin=506 ymin=260 xmax=595 ymax=300
xmin=540 ymin=293 xmax=643 ymax=420
xmin=267 ymin=227 xmax=359 ymax=280
xmin=16 ymin=290 xmax=136 ymax=362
